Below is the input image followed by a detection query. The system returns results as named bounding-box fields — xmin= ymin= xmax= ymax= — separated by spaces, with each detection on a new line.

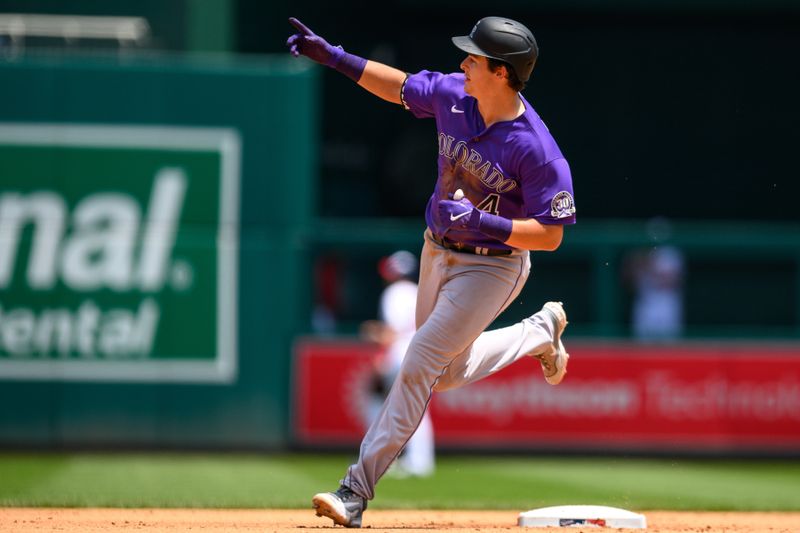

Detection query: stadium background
xmin=0 ymin=0 xmax=799 ymax=464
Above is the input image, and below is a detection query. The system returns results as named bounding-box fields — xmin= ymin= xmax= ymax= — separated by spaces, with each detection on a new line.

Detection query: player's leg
xmin=340 ymin=241 xmax=529 ymax=500
xmin=413 ymin=231 xmax=445 ymax=330
xmin=434 ymin=299 xmax=569 ymax=391
xmin=420 ymin=240 xmax=546 ymax=393
xmin=398 ymin=410 xmax=435 ymax=477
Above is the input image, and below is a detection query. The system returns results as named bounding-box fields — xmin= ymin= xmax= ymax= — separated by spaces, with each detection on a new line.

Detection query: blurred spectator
xmin=360 ymin=250 xmax=435 ymax=478
xmin=624 ymin=218 xmax=686 ymax=341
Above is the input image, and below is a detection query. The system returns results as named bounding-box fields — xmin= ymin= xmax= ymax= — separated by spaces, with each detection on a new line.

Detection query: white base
xmin=518 ymin=505 xmax=646 ymax=529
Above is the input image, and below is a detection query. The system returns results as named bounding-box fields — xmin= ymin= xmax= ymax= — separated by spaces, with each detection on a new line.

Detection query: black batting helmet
xmin=452 ymin=16 xmax=538 ymax=82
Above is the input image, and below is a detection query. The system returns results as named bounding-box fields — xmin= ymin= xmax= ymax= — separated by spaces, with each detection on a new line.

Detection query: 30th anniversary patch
xmin=550 ymin=190 xmax=576 ymax=218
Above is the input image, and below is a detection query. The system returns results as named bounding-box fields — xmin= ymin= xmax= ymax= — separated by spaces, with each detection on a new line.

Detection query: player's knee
xmin=399 ymin=347 xmax=450 ymax=388
xmin=399 ymin=335 xmax=460 ymax=387
xmin=432 ymin=376 xmax=454 ymax=392
xmin=399 ymin=357 xmax=430 ymax=387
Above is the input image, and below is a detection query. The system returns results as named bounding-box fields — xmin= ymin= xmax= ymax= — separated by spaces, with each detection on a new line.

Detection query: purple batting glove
xmin=286 ymin=17 xmax=367 ymax=82
xmin=286 ymin=17 xmax=341 ymax=66
xmin=438 ymin=192 xmax=514 ymax=243
xmin=438 ymin=195 xmax=480 ymax=233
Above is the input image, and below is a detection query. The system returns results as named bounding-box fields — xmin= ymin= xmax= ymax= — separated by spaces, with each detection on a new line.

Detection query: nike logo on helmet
xmin=450 ymin=211 xmax=470 ymax=222
xmin=451 ymin=105 xmax=464 ymax=113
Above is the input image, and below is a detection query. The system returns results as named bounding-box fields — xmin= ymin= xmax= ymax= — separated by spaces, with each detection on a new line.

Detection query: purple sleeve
xmin=521 ymin=158 xmax=577 ymax=225
xmin=401 ymin=70 xmax=445 ymax=119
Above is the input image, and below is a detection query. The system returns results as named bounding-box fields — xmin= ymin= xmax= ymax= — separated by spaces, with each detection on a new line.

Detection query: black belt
xmin=430 ymin=233 xmax=513 ymax=256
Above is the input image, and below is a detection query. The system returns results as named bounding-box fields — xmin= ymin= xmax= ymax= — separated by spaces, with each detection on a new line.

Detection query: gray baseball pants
xmin=342 ymin=229 xmax=563 ymax=499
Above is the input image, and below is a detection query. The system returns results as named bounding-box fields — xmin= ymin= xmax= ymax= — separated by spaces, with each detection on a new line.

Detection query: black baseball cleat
xmin=312 ymin=485 xmax=368 ymax=528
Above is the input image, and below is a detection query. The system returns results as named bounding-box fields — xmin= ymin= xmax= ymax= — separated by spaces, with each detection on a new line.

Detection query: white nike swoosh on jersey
xmin=451 ymin=105 xmax=464 ymax=113
xmin=450 ymin=211 xmax=470 ymax=222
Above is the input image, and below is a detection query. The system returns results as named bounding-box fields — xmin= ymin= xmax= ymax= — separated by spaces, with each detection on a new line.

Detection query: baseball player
xmin=287 ymin=15 xmax=576 ymax=528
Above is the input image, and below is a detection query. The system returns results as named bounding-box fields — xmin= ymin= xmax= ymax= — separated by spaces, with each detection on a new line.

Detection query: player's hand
xmin=286 ymin=17 xmax=343 ymax=67
xmin=438 ymin=193 xmax=481 ymax=233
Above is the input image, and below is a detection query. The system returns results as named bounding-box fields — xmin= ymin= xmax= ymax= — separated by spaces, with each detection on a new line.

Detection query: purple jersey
xmin=401 ymin=70 xmax=576 ymax=250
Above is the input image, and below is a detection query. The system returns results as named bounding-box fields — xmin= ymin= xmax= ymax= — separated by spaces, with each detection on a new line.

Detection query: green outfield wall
xmin=0 ymin=52 xmax=319 ymax=448
xmin=304 ymin=219 xmax=800 ymax=340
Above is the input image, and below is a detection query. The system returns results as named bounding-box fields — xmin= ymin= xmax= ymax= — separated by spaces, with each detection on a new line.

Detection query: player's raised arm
xmin=286 ymin=17 xmax=405 ymax=105
xmin=357 ymin=61 xmax=406 ymax=105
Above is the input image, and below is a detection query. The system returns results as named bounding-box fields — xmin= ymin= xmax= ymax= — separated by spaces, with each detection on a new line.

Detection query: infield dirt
xmin=2 ymin=508 xmax=800 ymax=533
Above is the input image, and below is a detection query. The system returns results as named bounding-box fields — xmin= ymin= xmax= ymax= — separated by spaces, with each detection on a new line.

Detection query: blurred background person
xmin=624 ymin=217 xmax=686 ymax=341
xmin=360 ymin=250 xmax=435 ymax=478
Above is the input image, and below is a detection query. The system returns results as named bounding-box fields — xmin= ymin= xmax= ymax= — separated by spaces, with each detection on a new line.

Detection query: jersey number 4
xmin=476 ymin=193 xmax=500 ymax=215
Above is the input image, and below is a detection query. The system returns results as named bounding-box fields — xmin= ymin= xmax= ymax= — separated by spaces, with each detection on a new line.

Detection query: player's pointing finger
xmin=288 ymin=17 xmax=313 ymax=36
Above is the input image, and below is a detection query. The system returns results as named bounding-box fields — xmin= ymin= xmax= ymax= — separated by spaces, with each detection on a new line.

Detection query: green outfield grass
xmin=0 ymin=453 xmax=798 ymax=511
